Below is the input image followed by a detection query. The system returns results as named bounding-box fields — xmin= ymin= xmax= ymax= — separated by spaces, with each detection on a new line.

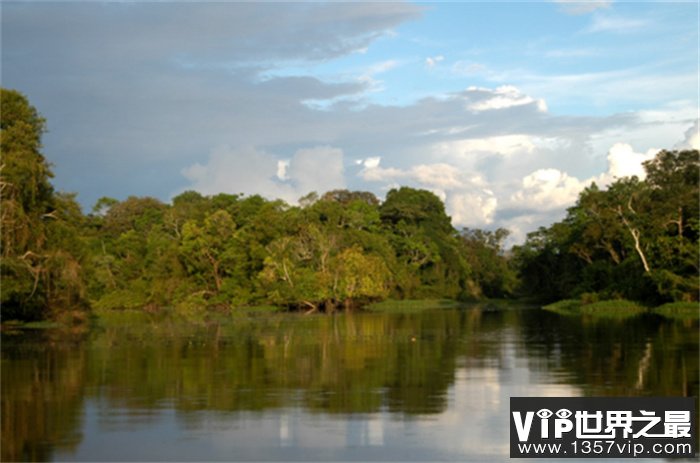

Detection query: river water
xmin=2 ymin=304 xmax=697 ymax=461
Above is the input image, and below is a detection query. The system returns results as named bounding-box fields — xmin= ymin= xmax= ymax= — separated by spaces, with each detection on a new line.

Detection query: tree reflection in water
xmin=2 ymin=306 xmax=697 ymax=461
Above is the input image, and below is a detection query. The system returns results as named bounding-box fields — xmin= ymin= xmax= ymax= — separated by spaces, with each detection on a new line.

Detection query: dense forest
xmin=1 ymin=88 xmax=697 ymax=322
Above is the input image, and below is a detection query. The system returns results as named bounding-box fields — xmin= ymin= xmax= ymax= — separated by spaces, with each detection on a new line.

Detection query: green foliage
xmin=1 ymin=89 xmax=89 ymax=320
xmin=579 ymin=300 xmax=646 ymax=319
xmin=21 ymin=88 xmax=699 ymax=320
xmin=541 ymin=299 xmax=583 ymax=316
xmin=365 ymin=299 xmax=462 ymax=312
xmin=543 ymin=298 xmax=646 ymax=319
xmin=653 ymin=302 xmax=699 ymax=320
xmin=459 ymin=228 xmax=517 ymax=298
xmin=515 ymin=149 xmax=699 ymax=305
xmin=379 ymin=187 xmax=472 ymax=300
xmin=77 ymin=182 xmax=503 ymax=313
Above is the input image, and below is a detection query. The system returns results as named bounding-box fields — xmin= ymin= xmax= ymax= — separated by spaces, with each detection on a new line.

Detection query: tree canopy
xmin=1 ymin=88 xmax=696 ymax=321
xmin=0 ymin=89 xmax=515 ymax=320
xmin=513 ymin=149 xmax=699 ymax=304
xmin=1 ymin=89 xmax=88 ymax=320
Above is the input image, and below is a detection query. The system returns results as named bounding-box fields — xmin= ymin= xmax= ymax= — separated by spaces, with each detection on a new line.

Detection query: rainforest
xmin=1 ymin=88 xmax=698 ymax=323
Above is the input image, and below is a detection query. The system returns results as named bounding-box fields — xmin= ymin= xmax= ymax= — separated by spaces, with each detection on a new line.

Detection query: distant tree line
xmin=1 ymin=88 xmax=697 ymax=321
xmin=1 ymin=89 xmax=515 ymax=321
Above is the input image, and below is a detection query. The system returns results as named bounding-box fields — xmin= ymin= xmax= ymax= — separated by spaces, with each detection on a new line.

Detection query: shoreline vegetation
xmin=3 ymin=298 xmax=695 ymax=334
xmin=543 ymin=299 xmax=698 ymax=320
xmin=1 ymin=88 xmax=698 ymax=326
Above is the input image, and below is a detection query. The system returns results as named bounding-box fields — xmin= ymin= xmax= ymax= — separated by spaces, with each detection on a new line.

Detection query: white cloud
xmin=411 ymin=164 xmax=464 ymax=189
xmin=503 ymin=141 xmax=662 ymax=240
xmin=181 ymin=145 xmax=345 ymax=204
xmin=675 ymin=120 xmax=700 ymax=150
xmin=600 ymin=142 xmax=656 ymax=182
xmin=425 ymin=55 xmax=444 ymax=68
xmin=509 ymin=168 xmax=585 ymax=211
xmin=276 ymin=160 xmax=290 ymax=180
xmin=435 ymin=135 xmax=538 ymax=158
xmin=467 ymin=85 xmax=547 ymax=112
xmin=448 ymin=192 xmax=498 ymax=227
xmin=507 ymin=142 xmax=657 ymax=211
xmin=360 ymin=165 xmax=403 ymax=182
xmin=358 ymin=156 xmax=381 ymax=169
xmin=360 ymin=161 xmax=464 ymax=190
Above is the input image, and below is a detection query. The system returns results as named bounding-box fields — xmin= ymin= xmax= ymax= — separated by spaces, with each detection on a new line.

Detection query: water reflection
xmin=2 ymin=306 xmax=697 ymax=461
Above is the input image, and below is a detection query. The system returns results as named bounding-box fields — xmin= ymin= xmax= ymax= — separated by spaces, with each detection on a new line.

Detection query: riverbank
xmin=542 ymin=299 xmax=698 ymax=320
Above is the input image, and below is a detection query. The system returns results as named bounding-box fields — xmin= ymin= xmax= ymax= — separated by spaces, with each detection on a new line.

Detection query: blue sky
xmin=2 ymin=1 xmax=698 ymax=242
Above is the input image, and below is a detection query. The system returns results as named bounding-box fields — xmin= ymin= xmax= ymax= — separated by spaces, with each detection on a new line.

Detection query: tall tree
xmin=1 ymin=89 xmax=87 ymax=319
xmin=514 ymin=149 xmax=699 ymax=303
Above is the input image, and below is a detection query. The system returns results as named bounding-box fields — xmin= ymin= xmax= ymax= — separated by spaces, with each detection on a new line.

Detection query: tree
xmin=642 ymin=150 xmax=699 ymax=300
xmin=514 ymin=149 xmax=699 ymax=303
xmin=379 ymin=187 xmax=470 ymax=299
xmin=1 ymin=89 xmax=90 ymax=320
xmin=180 ymin=209 xmax=237 ymax=294
xmin=459 ymin=228 xmax=516 ymax=298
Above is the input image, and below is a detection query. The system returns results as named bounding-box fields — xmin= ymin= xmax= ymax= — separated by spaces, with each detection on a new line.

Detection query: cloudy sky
xmin=2 ymin=1 xmax=698 ymax=242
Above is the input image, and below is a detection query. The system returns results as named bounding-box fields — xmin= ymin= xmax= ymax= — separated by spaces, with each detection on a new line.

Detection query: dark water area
xmin=2 ymin=304 xmax=698 ymax=461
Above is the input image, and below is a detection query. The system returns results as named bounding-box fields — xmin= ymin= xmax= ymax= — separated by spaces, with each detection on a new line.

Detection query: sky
xmin=2 ymin=0 xmax=698 ymax=243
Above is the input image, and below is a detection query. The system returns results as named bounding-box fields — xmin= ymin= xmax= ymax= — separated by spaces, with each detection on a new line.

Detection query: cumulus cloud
xmin=509 ymin=168 xmax=585 ymax=211
xmin=448 ymin=192 xmax=498 ymax=227
xmin=360 ymin=159 xmax=464 ymax=190
xmin=411 ymin=164 xmax=464 ymax=188
xmin=675 ymin=120 xmax=700 ymax=150
xmin=357 ymin=157 xmax=499 ymax=227
xmin=357 ymin=156 xmax=499 ymax=227
xmin=501 ymin=140 xmax=663 ymax=241
xmin=509 ymin=142 xmax=658 ymax=207
xmin=435 ymin=135 xmax=537 ymax=158
xmin=182 ymin=145 xmax=345 ymax=204
xmin=600 ymin=142 xmax=656 ymax=182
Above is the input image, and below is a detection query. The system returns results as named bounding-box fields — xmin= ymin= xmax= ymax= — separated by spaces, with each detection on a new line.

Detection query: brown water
xmin=2 ymin=304 xmax=697 ymax=461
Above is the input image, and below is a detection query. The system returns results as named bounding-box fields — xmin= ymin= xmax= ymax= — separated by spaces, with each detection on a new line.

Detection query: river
xmin=2 ymin=303 xmax=697 ymax=461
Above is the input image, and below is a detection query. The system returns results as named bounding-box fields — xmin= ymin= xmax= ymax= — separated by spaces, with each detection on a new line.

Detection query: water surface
xmin=2 ymin=304 xmax=697 ymax=461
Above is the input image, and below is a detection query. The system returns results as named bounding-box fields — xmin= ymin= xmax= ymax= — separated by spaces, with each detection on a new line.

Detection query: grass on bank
xmin=543 ymin=299 xmax=645 ymax=319
xmin=578 ymin=300 xmax=646 ymax=319
xmin=364 ymin=299 xmax=463 ymax=313
xmin=543 ymin=298 xmax=698 ymax=320
xmin=652 ymin=302 xmax=699 ymax=320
